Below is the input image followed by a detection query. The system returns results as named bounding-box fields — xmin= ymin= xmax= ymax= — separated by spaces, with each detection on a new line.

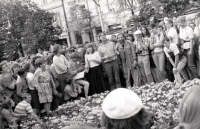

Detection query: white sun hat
xmin=102 ymin=88 xmax=143 ymax=119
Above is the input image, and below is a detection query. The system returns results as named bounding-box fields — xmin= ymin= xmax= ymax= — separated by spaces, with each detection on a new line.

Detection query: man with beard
xmin=116 ymin=33 xmax=138 ymax=87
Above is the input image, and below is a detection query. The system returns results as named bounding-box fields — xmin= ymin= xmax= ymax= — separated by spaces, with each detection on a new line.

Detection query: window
xmin=54 ymin=12 xmax=62 ymax=27
xmin=43 ymin=0 xmax=47 ymax=4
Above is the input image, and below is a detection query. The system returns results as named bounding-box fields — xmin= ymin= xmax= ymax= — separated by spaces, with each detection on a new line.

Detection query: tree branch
xmin=92 ymin=0 xmax=100 ymax=6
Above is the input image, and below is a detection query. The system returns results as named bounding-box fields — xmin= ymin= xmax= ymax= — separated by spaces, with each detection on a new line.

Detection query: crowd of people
xmin=0 ymin=12 xmax=200 ymax=129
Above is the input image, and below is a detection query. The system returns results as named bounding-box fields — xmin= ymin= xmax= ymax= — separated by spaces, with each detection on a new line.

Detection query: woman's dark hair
xmin=157 ymin=25 xmax=164 ymax=30
xmin=60 ymin=49 xmax=67 ymax=55
xmin=126 ymin=34 xmax=135 ymax=42
xmin=35 ymin=57 xmax=45 ymax=68
xmin=0 ymin=61 xmax=7 ymax=73
xmin=102 ymin=108 xmax=149 ymax=129
xmin=10 ymin=62 xmax=20 ymax=73
xmin=23 ymin=62 xmax=31 ymax=72
xmin=67 ymin=48 xmax=75 ymax=53
xmin=53 ymin=44 xmax=61 ymax=54
xmin=1 ymin=100 xmax=10 ymax=109
xmin=85 ymin=43 xmax=95 ymax=54
xmin=117 ymin=33 xmax=126 ymax=39
xmin=98 ymin=32 xmax=106 ymax=42
xmin=45 ymin=54 xmax=54 ymax=65
xmin=165 ymin=37 xmax=170 ymax=42
xmin=31 ymin=56 xmax=42 ymax=68
xmin=18 ymin=68 xmax=26 ymax=76
xmin=149 ymin=23 xmax=157 ymax=30
xmin=140 ymin=26 xmax=151 ymax=37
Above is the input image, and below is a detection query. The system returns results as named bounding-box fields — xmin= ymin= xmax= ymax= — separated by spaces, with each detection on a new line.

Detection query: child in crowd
xmin=1 ymin=96 xmax=26 ymax=129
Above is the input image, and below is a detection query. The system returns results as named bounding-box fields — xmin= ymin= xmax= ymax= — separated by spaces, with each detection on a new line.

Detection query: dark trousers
xmin=103 ymin=59 xmax=121 ymax=91
xmin=184 ymin=48 xmax=199 ymax=79
xmin=28 ymin=90 xmax=40 ymax=116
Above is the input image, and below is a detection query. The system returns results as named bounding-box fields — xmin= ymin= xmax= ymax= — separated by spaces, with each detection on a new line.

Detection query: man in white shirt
xmin=164 ymin=38 xmax=188 ymax=84
xmin=52 ymin=44 xmax=77 ymax=103
xmin=177 ymin=16 xmax=199 ymax=79
xmin=165 ymin=18 xmax=179 ymax=45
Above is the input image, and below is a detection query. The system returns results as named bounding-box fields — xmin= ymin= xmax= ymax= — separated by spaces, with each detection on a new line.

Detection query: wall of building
xmin=31 ymin=0 xmax=133 ymax=46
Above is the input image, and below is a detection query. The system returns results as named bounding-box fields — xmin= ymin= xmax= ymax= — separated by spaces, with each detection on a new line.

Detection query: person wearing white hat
xmin=102 ymin=88 xmax=149 ymax=129
xmin=133 ymin=29 xmax=154 ymax=84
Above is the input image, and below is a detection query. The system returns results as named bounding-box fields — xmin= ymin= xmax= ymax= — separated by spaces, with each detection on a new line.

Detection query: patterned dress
xmin=34 ymin=68 xmax=56 ymax=103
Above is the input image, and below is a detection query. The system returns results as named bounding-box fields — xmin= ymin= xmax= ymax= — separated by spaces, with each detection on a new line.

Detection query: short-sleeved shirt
xmin=14 ymin=100 xmax=33 ymax=114
xmin=85 ymin=52 xmax=101 ymax=68
xmin=164 ymin=43 xmax=180 ymax=58
xmin=167 ymin=27 xmax=178 ymax=44
xmin=26 ymin=72 xmax=35 ymax=90
xmin=179 ymin=26 xmax=194 ymax=49
xmin=98 ymin=42 xmax=117 ymax=63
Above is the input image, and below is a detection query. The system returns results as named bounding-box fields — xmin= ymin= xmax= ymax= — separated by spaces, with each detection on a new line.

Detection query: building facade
xmin=31 ymin=0 xmax=134 ymax=46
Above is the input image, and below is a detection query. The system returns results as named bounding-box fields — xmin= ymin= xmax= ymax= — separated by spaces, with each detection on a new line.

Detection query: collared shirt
xmin=179 ymin=26 xmax=194 ymax=49
xmin=14 ymin=100 xmax=33 ymax=115
xmin=98 ymin=42 xmax=117 ymax=63
xmin=53 ymin=54 xmax=70 ymax=74
xmin=26 ymin=72 xmax=35 ymax=90
xmin=164 ymin=43 xmax=180 ymax=58
xmin=167 ymin=27 xmax=178 ymax=44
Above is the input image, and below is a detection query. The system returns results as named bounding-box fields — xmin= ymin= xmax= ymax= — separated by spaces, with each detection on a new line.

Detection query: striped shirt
xmin=14 ymin=100 xmax=33 ymax=114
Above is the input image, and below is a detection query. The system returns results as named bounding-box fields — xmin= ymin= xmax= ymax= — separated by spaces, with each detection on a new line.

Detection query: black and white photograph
xmin=1 ymin=0 xmax=200 ymax=129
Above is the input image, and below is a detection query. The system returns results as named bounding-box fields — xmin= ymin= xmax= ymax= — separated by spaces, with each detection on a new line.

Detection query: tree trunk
xmin=89 ymin=19 xmax=94 ymax=42
xmin=131 ymin=9 xmax=134 ymax=16
xmin=18 ymin=42 xmax=24 ymax=57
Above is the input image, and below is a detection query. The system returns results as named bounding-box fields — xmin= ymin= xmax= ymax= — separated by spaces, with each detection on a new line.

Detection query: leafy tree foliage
xmin=69 ymin=3 xmax=95 ymax=42
xmin=126 ymin=0 xmax=200 ymax=28
xmin=0 ymin=0 xmax=62 ymax=61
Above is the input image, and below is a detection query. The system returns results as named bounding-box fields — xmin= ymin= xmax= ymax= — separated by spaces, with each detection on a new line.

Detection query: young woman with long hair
xmin=149 ymin=24 xmax=167 ymax=82
xmin=85 ymin=43 xmax=107 ymax=95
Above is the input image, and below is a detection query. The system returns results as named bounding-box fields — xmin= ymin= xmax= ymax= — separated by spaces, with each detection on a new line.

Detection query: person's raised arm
xmin=164 ymin=47 xmax=175 ymax=67
xmin=154 ymin=33 xmax=164 ymax=47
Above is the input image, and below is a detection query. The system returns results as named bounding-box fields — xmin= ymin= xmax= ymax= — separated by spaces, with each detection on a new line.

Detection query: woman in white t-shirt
xmin=85 ymin=43 xmax=108 ymax=95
